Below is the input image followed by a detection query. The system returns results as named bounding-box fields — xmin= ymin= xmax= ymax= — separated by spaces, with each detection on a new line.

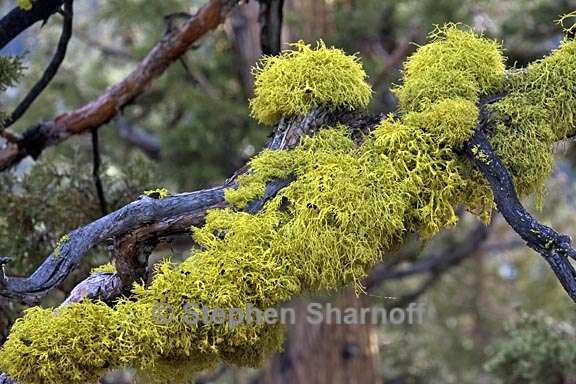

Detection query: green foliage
xmin=250 ymin=41 xmax=372 ymax=125
xmin=486 ymin=314 xmax=576 ymax=383
xmin=0 ymin=152 xmax=158 ymax=275
xmin=0 ymin=57 xmax=21 ymax=93
xmin=0 ymin=56 xmax=22 ymax=126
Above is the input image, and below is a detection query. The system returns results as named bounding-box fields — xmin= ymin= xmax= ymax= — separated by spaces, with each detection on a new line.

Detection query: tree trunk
xmin=260 ymin=290 xmax=382 ymax=384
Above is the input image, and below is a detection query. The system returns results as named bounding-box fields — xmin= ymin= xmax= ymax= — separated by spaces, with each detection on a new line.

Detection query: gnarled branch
xmin=0 ymin=108 xmax=373 ymax=301
xmin=464 ymin=121 xmax=576 ymax=302
xmin=0 ymin=187 xmax=227 ymax=301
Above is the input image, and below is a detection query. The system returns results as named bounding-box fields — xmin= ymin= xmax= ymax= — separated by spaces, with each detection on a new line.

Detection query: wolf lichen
xmin=1 ymin=25 xmax=576 ymax=384
xmin=487 ymin=36 xmax=576 ymax=200
xmin=0 ymin=302 xmax=118 ymax=383
xmin=403 ymin=98 xmax=479 ymax=147
xmin=53 ymin=234 xmax=70 ymax=259
xmin=91 ymin=262 xmax=116 ymax=273
xmin=394 ymin=25 xmax=506 ymax=113
xmin=17 ymin=0 xmax=33 ymax=11
xmin=250 ymin=41 xmax=372 ymax=125
xmin=144 ymin=188 xmax=170 ymax=199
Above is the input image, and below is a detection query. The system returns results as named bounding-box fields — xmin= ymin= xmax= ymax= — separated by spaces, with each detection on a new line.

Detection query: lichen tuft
xmin=91 ymin=263 xmax=116 ymax=273
xmin=250 ymin=41 xmax=372 ymax=125
xmin=394 ymin=24 xmax=506 ymax=112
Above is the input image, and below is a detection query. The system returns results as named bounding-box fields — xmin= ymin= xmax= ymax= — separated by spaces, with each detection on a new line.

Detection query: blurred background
xmin=1 ymin=0 xmax=576 ymax=383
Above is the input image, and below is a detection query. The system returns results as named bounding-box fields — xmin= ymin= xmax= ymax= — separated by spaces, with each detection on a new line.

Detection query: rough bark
xmin=260 ymin=293 xmax=382 ymax=384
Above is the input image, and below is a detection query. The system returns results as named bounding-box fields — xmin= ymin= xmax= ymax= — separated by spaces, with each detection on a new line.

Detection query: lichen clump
xmin=16 ymin=0 xmax=33 ymax=11
xmin=53 ymin=234 xmax=70 ymax=259
xmin=144 ymin=188 xmax=170 ymax=199
xmin=250 ymin=41 xmax=372 ymax=125
xmin=394 ymin=24 xmax=505 ymax=113
xmin=1 ymin=25 xmax=576 ymax=384
xmin=489 ymin=36 xmax=576 ymax=200
xmin=91 ymin=262 xmax=116 ymax=273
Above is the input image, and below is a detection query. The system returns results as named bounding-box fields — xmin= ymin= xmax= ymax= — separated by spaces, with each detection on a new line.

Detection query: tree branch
xmin=464 ymin=118 xmax=576 ymax=302
xmin=0 ymin=0 xmax=64 ymax=50
xmin=2 ymin=0 xmax=73 ymax=129
xmin=0 ymin=108 xmax=373 ymax=302
xmin=0 ymin=186 xmax=227 ymax=301
xmin=366 ymin=99 xmax=576 ymax=303
xmin=0 ymin=372 xmax=14 ymax=384
xmin=60 ymin=272 xmax=123 ymax=306
xmin=0 ymin=0 xmax=240 ymax=172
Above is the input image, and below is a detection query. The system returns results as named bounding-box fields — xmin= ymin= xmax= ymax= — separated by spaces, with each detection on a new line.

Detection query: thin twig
xmin=3 ymin=0 xmax=73 ymax=129
xmin=91 ymin=127 xmax=108 ymax=216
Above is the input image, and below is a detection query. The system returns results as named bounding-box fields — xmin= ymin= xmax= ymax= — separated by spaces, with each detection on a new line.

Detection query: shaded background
xmin=0 ymin=0 xmax=575 ymax=383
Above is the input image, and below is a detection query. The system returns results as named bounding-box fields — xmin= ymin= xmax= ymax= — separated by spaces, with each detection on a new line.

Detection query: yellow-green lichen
xmin=403 ymin=98 xmax=479 ymax=147
xmin=487 ymin=35 xmax=576 ymax=202
xmin=144 ymin=188 xmax=170 ymax=199
xmin=470 ymin=145 xmax=491 ymax=165
xmin=0 ymin=302 xmax=117 ymax=383
xmin=91 ymin=263 xmax=116 ymax=273
xmin=17 ymin=0 xmax=33 ymax=11
xmin=250 ymin=41 xmax=372 ymax=125
xmin=53 ymin=234 xmax=70 ymax=259
xmin=394 ymin=24 xmax=505 ymax=112
xmin=2 ymin=27 xmax=576 ymax=384
xmin=557 ymin=11 xmax=576 ymax=34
